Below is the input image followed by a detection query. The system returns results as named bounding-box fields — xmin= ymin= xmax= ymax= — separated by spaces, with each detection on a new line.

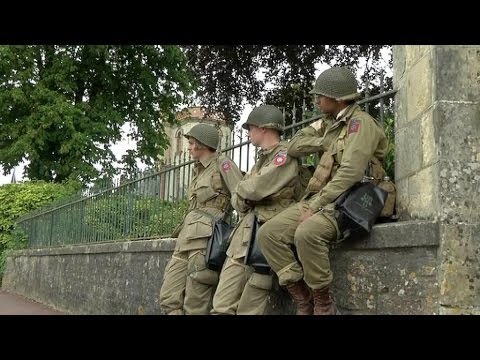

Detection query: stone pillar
xmin=394 ymin=45 xmax=480 ymax=314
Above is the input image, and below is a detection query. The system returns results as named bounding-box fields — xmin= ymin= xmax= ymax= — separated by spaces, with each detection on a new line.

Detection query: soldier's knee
xmin=294 ymin=222 xmax=310 ymax=244
xmin=187 ymin=251 xmax=219 ymax=286
xmin=294 ymin=223 xmax=319 ymax=257
xmin=257 ymin=221 xmax=273 ymax=247
xmin=247 ymin=272 xmax=273 ymax=291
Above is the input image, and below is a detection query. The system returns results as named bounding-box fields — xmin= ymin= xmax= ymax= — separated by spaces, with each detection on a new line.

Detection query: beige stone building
xmin=161 ymin=106 xmax=232 ymax=164
xmin=155 ymin=106 xmax=233 ymax=202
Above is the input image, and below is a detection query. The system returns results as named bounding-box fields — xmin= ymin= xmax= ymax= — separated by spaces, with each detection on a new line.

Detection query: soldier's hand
xmin=299 ymin=209 xmax=314 ymax=224
xmin=310 ymin=119 xmax=323 ymax=131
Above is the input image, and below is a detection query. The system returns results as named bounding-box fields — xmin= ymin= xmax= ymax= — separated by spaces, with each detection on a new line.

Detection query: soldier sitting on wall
xmin=257 ymin=67 xmax=390 ymax=315
xmin=211 ymin=105 xmax=303 ymax=315
xmin=159 ymin=124 xmax=243 ymax=315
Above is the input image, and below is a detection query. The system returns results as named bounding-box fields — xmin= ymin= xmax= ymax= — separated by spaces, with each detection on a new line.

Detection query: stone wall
xmin=394 ymin=45 xmax=480 ymax=314
xmin=2 ymin=240 xmax=175 ymax=315
xmin=2 ymin=221 xmax=438 ymax=315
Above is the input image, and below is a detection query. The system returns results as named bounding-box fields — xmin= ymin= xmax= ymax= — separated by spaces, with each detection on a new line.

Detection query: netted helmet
xmin=241 ymin=104 xmax=284 ymax=133
xmin=184 ymin=123 xmax=219 ymax=150
xmin=309 ymin=67 xmax=360 ymax=101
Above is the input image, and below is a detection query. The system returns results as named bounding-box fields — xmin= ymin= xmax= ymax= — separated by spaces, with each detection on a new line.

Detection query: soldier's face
xmin=315 ymin=95 xmax=338 ymax=116
xmin=247 ymin=125 xmax=263 ymax=147
xmin=187 ymin=138 xmax=204 ymax=160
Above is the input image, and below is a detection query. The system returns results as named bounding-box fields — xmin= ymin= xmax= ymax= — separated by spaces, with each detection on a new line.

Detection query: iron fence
xmin=17 ymin=77 xmax=396 ymax=248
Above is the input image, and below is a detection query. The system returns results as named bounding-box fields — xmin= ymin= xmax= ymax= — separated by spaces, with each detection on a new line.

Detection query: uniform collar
xmin=338 ymin=103 xmax=359 ymax=122
xmin=330 ymin=104 xmax=360 ymax=131
xmin=258 ymin=141 xmax=283 ymax=157
xmin=336 ymin=106 xmax=348 ymax=120
xmin=198 ymin=153 xmax=217 ymax=168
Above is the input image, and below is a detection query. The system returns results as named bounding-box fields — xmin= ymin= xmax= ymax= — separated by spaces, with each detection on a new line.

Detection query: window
xmin=175 ymin=129 xmax=183 ymax=155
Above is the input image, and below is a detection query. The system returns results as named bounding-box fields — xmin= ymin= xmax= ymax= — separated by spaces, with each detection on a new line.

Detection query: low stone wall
xmin=331 ymin=220 xmax=439 ymax=314
xmin=2 ymin=220 xmax=439 ymax=315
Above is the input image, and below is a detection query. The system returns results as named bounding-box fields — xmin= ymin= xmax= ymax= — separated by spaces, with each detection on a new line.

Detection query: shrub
xmin=0 ymin=180 xmax=80 ymax=282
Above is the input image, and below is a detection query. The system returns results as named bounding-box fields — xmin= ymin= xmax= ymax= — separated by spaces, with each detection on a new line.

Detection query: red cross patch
xmin=273 ymin=152 xmax=287 ymax=166
xmin=348 ymin=119 xmax=361 ymax=134
xmin=221 ymin=160 xmax=232 ymax=172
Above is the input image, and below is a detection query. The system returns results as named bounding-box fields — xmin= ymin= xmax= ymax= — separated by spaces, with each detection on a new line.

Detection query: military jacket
xmin=175 ymin=153 xmax=242 ymax=252
xmin=227 ymin=141 xmax=300 ymax=259
xmin=287 ymin=104 xmax=387 ymax=213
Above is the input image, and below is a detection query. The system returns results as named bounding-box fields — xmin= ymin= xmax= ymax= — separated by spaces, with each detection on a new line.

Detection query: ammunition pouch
xmin=306 ymin=152 xmax=334 ymax=193
xmin=248 ymin=272 xmax=273 ymax=291
xmin=188 ymin=251 xmax=220 ymax=285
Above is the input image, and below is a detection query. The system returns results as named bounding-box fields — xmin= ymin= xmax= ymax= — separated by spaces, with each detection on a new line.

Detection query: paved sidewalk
xmin=0 ymin=289 xmax=63 ymax=315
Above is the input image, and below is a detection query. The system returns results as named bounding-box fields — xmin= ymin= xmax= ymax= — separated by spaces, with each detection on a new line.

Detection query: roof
xmin=176 ymin=106 xmax=226 ymax=123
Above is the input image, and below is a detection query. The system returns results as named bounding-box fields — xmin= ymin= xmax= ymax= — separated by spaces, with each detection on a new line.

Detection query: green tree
xmin=183 ymin=45 xmax=392 ymax=125
xmin=0 ymin=45 xmax=196 ymax=184
xmin=0 ymin=180 xmax=80 ymax=282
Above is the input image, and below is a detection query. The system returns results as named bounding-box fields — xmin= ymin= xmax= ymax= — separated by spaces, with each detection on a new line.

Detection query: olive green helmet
xmin=241 ymin=104 xmax=284 ymax=133
xmin=309 ymin=67 xmax=360 ymax=101
xmin=184 ymin=123 xmax=219 ymax=150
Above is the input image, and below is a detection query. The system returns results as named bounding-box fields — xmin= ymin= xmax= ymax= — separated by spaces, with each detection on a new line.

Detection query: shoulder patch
xmin=221 ymin=159 xmax=232 ymax=172
xmin=348 ymin=119 xmax=361 ymax=135
xmin=273 ymin=150 xmax=287 ymax=167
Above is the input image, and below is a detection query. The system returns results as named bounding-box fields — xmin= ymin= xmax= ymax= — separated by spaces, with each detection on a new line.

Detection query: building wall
xmin=393 ymin=45 xmax=480 ymax=314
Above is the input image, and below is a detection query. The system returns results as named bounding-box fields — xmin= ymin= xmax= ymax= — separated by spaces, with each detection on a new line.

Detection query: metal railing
xmin=17 ymin=79 xmax=396 ymax=248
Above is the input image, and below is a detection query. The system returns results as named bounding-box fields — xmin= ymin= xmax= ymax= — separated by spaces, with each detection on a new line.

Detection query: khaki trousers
xmin=211 ymin=256 xmax=273 ymax=315
xmin=257 ymin=202 xmax=338 ymax=290
xmin=159 ymin=249 xmax=219 ymax=315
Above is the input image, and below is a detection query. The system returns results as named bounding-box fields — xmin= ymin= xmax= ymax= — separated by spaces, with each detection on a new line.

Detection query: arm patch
xmin=221 ymin=160 xmax=232 ymax=172
xmin=348 ymin=119 xmax=361 ymax=134
xmin=273 ymin=151 xmax=287 ymax=166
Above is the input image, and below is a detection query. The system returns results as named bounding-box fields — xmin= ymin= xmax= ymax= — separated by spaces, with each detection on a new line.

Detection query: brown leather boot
xmin=286 ymin=280 xmax=314 ymax=315
xmin=313 ymin=287 xmax=338 ymax=315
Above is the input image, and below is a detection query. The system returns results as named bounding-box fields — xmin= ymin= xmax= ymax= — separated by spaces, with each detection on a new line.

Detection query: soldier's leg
xmin=211 ymin=257 xmax=252 ymax=315
xmin=257 ymin=202 xmax=308 ymax=286
xmin=257 ymin=202 xmax=315 ymax=315
xmin=184 ymin=250 xmax=220 ymax=315
xmin=294 ymin=211 xmax=338 ymax=315
xmin=159 ymin=250 xmax=189 ymax=315
xmin=294 ymin=211 xmax=337 ymax=289
xmin=236 ymin=271 xmax=273 ymax=315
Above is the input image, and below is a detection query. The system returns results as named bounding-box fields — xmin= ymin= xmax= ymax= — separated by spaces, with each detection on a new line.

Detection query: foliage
xmin=0 ymin=45 xmax=393 ymax=186
xmin=183 ymin=45 xmax=392 ymax=126
xmin=82 ymin=196 xmax=189 ymax=243
xmin=0 ymin=45 xmax=196 ymax=184
xmin=383 ymin=116 xmax=395 ymax=180
xmin=0 ymin=180 xmax=80 ymax=282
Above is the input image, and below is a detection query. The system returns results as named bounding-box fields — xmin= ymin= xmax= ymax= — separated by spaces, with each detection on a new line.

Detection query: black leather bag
xmin=335 ymin=181 xmax=388 ymax=239
xmin=245 ymin=216 xmax=271 ymax=274
xmin=205 ymin=219 xmax=234 ymax=271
